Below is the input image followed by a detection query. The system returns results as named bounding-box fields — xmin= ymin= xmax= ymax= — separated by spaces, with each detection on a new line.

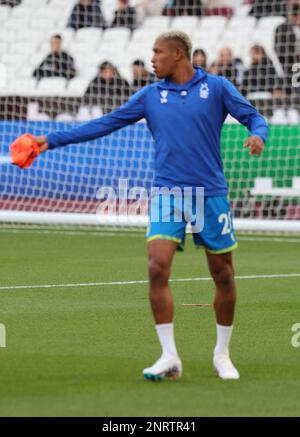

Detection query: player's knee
xmin=211 ymin=264 xmax=234 ymax=289
xmin=148 ymin=259 xmax=169 ymax=284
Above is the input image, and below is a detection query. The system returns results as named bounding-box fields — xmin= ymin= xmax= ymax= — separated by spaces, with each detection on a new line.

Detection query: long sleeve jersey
xmin=47 ymin=68 xmax=269 ymax=196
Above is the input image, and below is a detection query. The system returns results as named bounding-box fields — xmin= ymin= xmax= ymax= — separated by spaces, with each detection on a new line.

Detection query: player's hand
xmin=34 ymin=136 xmax=48 ymax=153
xmin=243 ymin=136 xmax=264 ymax=156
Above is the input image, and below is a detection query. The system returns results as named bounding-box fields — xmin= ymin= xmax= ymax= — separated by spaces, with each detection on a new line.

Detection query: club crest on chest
xmin=199 ymin=83 xmax=209 ymax=99
xmin=160 ymin=90 xmax=168 ymax=104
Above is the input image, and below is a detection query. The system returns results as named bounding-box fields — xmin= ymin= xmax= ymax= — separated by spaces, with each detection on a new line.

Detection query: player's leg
xmin=206 ymin=250 xmax=239 ymax=380
xmin=194 ymin=196 xmax=239 ymax=379
xmin=143 ymin=239 xmax=182 ymax=381
xmin=206 ymin=251 xmax=236 ymax=326
xmin=148 ymin=239 xmax=177 ymax=324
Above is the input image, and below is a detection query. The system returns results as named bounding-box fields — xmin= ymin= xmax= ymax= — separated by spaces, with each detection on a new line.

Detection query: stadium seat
xmin=234 ymin=4 xmax=252 ymax=17
xmin=0 ymin=6 xmax=11 ymax=24
xmin=54 ymin=28 xmax=76 ymax=49
xmin=218 ymin=29 xmax=253 ymax=61
xmin=1 ymin=53 xmax=26 ymax=70
xmin=118 ymin=65 xmax=132 ymax=83
xmin=30 ymin=17 xmax=57 ymax=31
xmin=131 ymin=28 xmax=157 ymax=45
xmin=22 ymin=0 xmax=49 ymax=8
xmin=77 ymin=65 xmax=98 ymax=80
xmin=102 ymin=28 xmax=131 ymax=45
xmin=10 ymin=4 xmax=34 ymax=20
xmin=0 ymin=41 xmax=9 ymax=56
xmin=170 ymin=16 xmax=199 ymax=36
xmin=12 ymin=42 xmax=37 ymax=57
xmin=193 ymin=29 xmax=221 ymax=56
xmin=256 ymin=16 xmax=286 ymax=32
xmin=76 ymin=105 xmax=92 ymax=122
xmin=142 ymin=16 xmax=170 ymax=32
xmin=126 ymin=41 xmax=153 ymax=69
xmin=0 ymin=64 xmax=7 ymax=92
xmin=193 ymin=26 xmax=223 ymax=44
xmin=222 ymin=29 xmax=252 ymax=46
xmin=66 ymin=78 xmax=90 ymax=98
xmin=69 ymin=40 xmax=100 ymax=59
xmin=292 ymin=177 xmax=300 ymax=190
xmin=75 ymin=52 xmax=101 ymax=71
xmin=270 ymin=108 xmax=288 ymax=125
xmin=27 ymin=101 xmax=51 ymax=120
xmin=74 ymin=28 xmax=103 ymax=44
xmin=101 ymin=0 xmax=117 ymax=26
xmin=6 ymin=78 xmax=38 ymax=97
xmin=227 ymin=16 xmax=257 ymax=32
xmin=18 ymin=63 xmax=34 ymax=80
xmin=224 ymin=114 xmax=240 ymax=124
xmin=55 ymin=112 xmax=74 ymax=122
xmin=76 ymin=105 xmax=103 ymax=122
xmin=253 ymin=177 xmax=273 ymax=193
xmin=286 ymin=109 xmax=300 ymax=125
xmin=199 ymin=16 xmax=228 ymax=33
xmin=97 ymin=45 xmax=126 ymax=62
xmin=99 ymin=28 xmax=131 ymax=56
xmin=0 ymin=28 xmax=15 ymax=44
xmin=4 ymin=16 xmax=33 ymax=31
xmin=37 ymin=77 xmax=68 ymax=97
xmin=14 ymin=29 xmax=44 ymax=44
xmin=246 ymin=92 xmax=273 ymax=100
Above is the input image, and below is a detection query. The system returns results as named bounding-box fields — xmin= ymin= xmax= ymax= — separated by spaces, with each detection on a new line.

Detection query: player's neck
xmin=170 ymin=63 xmax=195 ymax=85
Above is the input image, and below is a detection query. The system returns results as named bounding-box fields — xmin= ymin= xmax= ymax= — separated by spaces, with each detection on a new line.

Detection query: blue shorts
xmin=146 ymin=194 xmax=238 ymax=253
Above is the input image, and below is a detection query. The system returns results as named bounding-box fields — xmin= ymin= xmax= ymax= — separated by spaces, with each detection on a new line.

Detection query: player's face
xmin=151 ymin=39 xmax=178 ymax=79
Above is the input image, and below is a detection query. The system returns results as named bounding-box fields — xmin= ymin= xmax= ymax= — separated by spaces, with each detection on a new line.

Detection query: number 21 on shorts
xmin=218 ymin=212 xmax=233 ymax=235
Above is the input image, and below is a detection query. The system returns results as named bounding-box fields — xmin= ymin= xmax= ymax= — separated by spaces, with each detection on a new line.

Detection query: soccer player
xmin=32 ymin=31 xmax=268 ymax=380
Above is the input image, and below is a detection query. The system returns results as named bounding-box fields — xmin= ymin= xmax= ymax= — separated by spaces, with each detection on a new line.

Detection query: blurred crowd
xmin=0 ymin=0 xmax=299 ymax=119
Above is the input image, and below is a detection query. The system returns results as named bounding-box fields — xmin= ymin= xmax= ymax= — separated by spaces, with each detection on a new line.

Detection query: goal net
xmin=0 ymin=0 xmax=299 ymax=231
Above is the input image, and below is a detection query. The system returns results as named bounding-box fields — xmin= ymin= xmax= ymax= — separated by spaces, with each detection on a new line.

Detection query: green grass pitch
xmin=0 ymin=226 xmax=299 ymax=417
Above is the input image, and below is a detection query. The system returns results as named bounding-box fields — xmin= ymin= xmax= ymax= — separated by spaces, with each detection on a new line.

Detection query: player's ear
xmin=174 ymin=47 xmax=184 ymax=61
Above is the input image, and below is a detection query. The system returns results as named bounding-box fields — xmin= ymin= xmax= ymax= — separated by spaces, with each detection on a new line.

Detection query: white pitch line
xmin=0 ymin=273 xmax=300 ymax=291
xmin=1 ymin=228 xmax=300 ymax=242
xmin=238 ymin=236 xmax=300 ymax=244
xmin=0 ymin=228 xmax=144 ymax=238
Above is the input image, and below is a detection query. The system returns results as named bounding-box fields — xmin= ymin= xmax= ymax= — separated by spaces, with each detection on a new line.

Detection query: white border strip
xmin=1 ymin=227 xmax=300 ymax=242
xmin=0 ymin=211 xmax=300 ymax=232
xmin=1 ymin=273 xmax=300 ymax=291
xmin=0 ymin=211 xmax=148 ymax=226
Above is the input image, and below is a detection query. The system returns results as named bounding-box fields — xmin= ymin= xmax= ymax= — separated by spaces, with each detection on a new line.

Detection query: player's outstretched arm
xmin=221 ymin=77 xmax=269 ymax=151
xmin=11 ymin=88 xmax=147 ymax=168
xmin=45 ymin=88 xmax=146 ymax=150
xmin=35 ymin=136 xmax=48 ymax=153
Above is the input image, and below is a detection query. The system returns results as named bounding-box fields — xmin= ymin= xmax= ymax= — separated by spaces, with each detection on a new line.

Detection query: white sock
xmin=214 ymin=324 xmax=233 ymax=356
xmin=155 ymin=323 xmax=179 ymax=358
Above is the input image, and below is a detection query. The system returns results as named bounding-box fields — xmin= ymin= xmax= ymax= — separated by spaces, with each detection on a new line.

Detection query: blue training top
xmin=47 ymin=68 xmax=269 ymax=196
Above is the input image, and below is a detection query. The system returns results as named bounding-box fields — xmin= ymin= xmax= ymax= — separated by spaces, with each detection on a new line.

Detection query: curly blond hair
xmin=156 ymin=30 xmax=193 ymax=59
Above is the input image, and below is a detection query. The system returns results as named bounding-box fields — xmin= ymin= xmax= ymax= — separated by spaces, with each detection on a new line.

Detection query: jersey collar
xmin=158 ymin=67 xmax=207 ymax=92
